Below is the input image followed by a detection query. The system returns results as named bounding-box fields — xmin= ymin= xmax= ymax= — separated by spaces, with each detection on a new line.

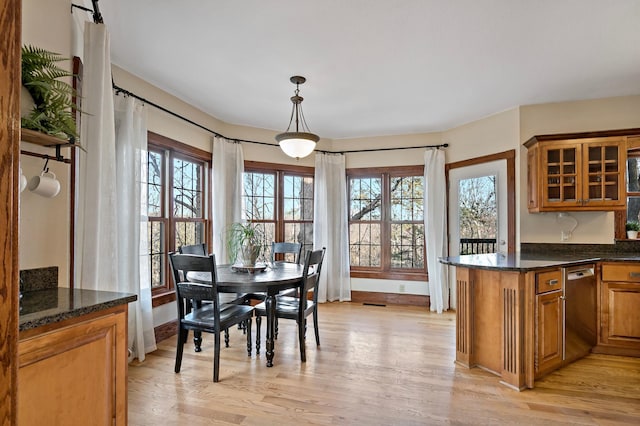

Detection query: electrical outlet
xmin=399 ymin=284 xmax=405 ymax=293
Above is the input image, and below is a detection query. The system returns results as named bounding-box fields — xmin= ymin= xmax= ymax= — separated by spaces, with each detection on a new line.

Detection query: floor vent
xmin=363 ymin=303 xmax=386 ymax=307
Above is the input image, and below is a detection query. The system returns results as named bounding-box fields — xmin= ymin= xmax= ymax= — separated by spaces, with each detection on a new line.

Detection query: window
xmin=348 ymin=166 xmax=426 ymax=280
xmin=243 ymin=162 xmax=314 ymax=262
xmin=145 ymin=132 xmax=211 ymax=306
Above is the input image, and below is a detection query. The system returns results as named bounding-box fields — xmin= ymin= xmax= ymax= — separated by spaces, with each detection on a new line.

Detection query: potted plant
xmin=21 ymin=45 xmax=79 ymax=142
xmin=225 ymin=222 xmax=264 ymax=266
xmin=626 ymin=221 xmax=639 ymax=239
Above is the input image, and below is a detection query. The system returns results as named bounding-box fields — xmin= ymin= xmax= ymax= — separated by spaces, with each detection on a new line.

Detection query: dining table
xmin=186 ymin=262 xmax=304 ymax=367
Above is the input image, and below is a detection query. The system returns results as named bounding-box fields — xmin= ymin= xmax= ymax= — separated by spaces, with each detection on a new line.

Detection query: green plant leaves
xmin=21 ymin=44 xmax=79 ymax=141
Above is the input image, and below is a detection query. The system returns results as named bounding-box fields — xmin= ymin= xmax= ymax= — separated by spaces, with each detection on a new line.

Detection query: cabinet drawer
xmin=536 ymin=270 xmax=562 ymax=294
xmin=601 ymin=263 xmax=640 ymax=282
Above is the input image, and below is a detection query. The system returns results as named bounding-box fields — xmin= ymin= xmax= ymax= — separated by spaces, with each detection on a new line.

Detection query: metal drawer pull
xmin=547 ymin=279 xmax=559 ymax=285
xmin=629 ymin=272 xmax=640 ymax=278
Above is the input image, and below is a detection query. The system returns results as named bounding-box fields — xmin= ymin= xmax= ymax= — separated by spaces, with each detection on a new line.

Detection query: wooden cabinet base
xmin=598 ymin=264 xmax=640 ymax=356
xmin=18 ymin=305 xmax=128 ymax=425
xmin=455 ymin=267 xmax=533 ymax=391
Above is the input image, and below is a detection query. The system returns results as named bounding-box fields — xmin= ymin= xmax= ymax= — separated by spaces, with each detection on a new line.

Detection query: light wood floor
xmin=128 ymin=302 xmax=640 ymax=425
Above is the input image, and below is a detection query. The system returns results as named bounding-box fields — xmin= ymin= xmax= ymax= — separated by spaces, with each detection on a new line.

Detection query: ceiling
xmin=100 ymin=0 xmax=640 ymax=140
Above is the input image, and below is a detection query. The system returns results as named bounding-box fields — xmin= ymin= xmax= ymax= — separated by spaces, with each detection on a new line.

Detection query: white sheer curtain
xmin=212 ymin=136 xmax=244 ymax=263
xmin=424 ymin=148 xmax=449 ymax=313
xmin=75 ymin=22 xmax=117 ymax=290
xmin=114 ymin=95 xmax=157 ymax=361
xmin=76 ymin=22 xmax=156 ymax=361
xmin=314 ymin=153 xmax=351 ymax=302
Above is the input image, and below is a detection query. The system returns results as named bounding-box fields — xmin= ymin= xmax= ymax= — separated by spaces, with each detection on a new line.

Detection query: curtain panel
xmin=212 ymin=136 xmax=244 ymax=263
xmin=114 ymin=95 xmax=156 ymax=361
xmin=314 ymin=153 xmax=351 ymax=302
xmin=424 ymin=148 xmax=449 ymax=313
xmin=75 ymin=23 xmax=118 ymax=290
xmin=76 ymin=22 xmax=156 ymax=361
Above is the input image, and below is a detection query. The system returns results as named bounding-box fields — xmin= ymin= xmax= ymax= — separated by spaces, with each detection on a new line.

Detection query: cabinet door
xmin=600 ymin=281 xmax=640 ymax=348
xmin=536 ymin=290 xmax=563 ymax=377
xmin=541 ymin=143 xmax=581 ymax=209
xmin=18 ymin=308 xmax=128 ymax=425
xmin=582 ymin=139 xmax=625 ymax=207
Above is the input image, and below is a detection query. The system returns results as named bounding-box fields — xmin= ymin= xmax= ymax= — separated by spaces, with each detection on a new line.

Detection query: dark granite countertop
xmin=19 ymin=288 xmax=137 ymax=332
xmin=439 ymin=252 xmax=640 ymax=272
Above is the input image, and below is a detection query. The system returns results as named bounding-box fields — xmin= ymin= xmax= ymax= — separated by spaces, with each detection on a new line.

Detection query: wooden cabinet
xmin=535 ymin=269 xmax=563 ymax=377
xmin=18 ymin=305 xmax=128 ymax=425
xmin=598 ymin=263 xmax=640 ymax=356
xmin=525 ymin=135 xmax=627 ymax=212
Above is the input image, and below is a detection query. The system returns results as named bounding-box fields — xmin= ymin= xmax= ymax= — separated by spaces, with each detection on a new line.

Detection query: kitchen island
xmin=19 ymin=287 xmax=136 ymax=425
xmin=440 ymin=252 xmax=640 ymax=390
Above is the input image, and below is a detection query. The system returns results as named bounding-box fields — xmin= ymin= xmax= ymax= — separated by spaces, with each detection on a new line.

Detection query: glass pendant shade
xmin=276 ymin=76 xmax=319 ymax=159
xmin=276 ymin=132 xmax=319 ymax=159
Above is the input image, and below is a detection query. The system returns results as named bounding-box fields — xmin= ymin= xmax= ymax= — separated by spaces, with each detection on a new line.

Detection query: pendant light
xmin=275 ymin=76 xmax=319 ymax=159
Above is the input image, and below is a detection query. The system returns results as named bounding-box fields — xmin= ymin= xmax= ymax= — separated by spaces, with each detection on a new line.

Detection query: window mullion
xmin=276 ymin=171 xmax=284 ymax=242
xmin=381 ymin=172 xmax=391 ymax=272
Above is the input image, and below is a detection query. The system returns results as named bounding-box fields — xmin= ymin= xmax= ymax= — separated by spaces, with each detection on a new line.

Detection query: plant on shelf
xmin=21 ymin=45 xmax=79 ymax=142
xmin=225 ymin=222 xmax=264 ymax=266
xmin=626 ymin=221 xmax=640 ymax=239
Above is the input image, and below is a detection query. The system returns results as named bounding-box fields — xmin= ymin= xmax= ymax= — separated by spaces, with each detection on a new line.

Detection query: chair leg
xmin=246 ymin=318 xmax=252 ymax=356
xmin=193 ymin=331 xmax=203 ymax=352
xmin=175 ymin=327 xmax=187 ymax=373
xmin=313 ymin=308 xmax=320 ymax=346
xmin=213 ymin=331 xmax=221 ymax=382
xmin=298 ymin=319 xmax=306 ymax=362
xmin=255 ymin=315 xmax=261 ymax=354
xmin=275 ymin=317 xmax=279 ymax=340
xmin=224 ymin=328 xmax=230 ymax=347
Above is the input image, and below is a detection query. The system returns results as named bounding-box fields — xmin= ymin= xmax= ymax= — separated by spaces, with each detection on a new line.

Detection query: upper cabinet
xmin=525 ymin=130 xmax=640 ymax=212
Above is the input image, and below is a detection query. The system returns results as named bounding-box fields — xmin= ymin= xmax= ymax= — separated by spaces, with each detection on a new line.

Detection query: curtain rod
xmin=316 ymin=143 xmax=448 ymax=154
xmin=71 ymin=1 xmax=103 ymax=23
xmin=113 ymin=84 xmax=449 ymax=154
xmin=113 ymin=84 xmax=277 ymax=148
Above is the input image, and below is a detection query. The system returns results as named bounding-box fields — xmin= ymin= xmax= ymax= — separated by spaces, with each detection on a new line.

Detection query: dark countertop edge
xmin=439 ymin=254 xmax=640 ymax=272
xmin=19 ymin=292 xmax=137 ymax=332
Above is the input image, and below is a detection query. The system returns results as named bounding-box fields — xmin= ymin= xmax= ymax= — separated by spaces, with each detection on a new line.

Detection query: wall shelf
xmin=20 ymin=128 xmax=74 ymax=147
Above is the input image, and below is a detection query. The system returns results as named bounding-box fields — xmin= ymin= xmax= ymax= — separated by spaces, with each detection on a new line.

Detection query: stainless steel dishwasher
xmin=562 ymin=264 xmax=597 ymax=364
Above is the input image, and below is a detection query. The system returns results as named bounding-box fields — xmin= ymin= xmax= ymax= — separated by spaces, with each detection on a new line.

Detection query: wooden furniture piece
xmin=271 ymin=241 xmax=303 ymax=264
xmin=187 ymin=262 xmax=305 ymax=367
xmin=443 ymin=253 xmax=638 ymax=390
xmin=178 ymin=243 xmax=207 ymax=255
xmin=454 ymin=265 xmax=531 ymax=390
xmin=18 ymin=289 xmax=135 ymax=425
xmin=597 ymin=262 xmax=640 ymax=356
xmin=255 ymin=248 xmax=326 ymax=362
xmin=534 ymin=268 xmax=563 ymax=377
xmin=270 ymin=242 xmax=303 ymax=299
xmin=169 ymin=253 xmax=254 ymax=382
xmin=525 ymin=133 xmax=631 ymax=212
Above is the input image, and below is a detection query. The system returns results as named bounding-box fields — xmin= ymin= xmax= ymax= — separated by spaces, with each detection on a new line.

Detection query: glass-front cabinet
xmin=526 ymin=134 xmax=628 ymax=212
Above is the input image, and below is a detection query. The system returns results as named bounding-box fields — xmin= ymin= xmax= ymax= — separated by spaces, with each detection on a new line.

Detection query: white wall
xmin=20 ymin=0 xmax=74 ymax=286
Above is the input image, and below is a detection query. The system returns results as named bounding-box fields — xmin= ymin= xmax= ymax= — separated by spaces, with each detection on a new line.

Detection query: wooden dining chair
xmin=178 ymin=243 xmax=207 ymax=255
xmin=169 ymin=253 xmax=254 ymax=382
xmin=271 ymin=241 xmax=303 ymax=264
xmin=180 ymin=242 xmax=249 ymax=308
xmin=255 ymin=247 xmax=326 ymax=362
